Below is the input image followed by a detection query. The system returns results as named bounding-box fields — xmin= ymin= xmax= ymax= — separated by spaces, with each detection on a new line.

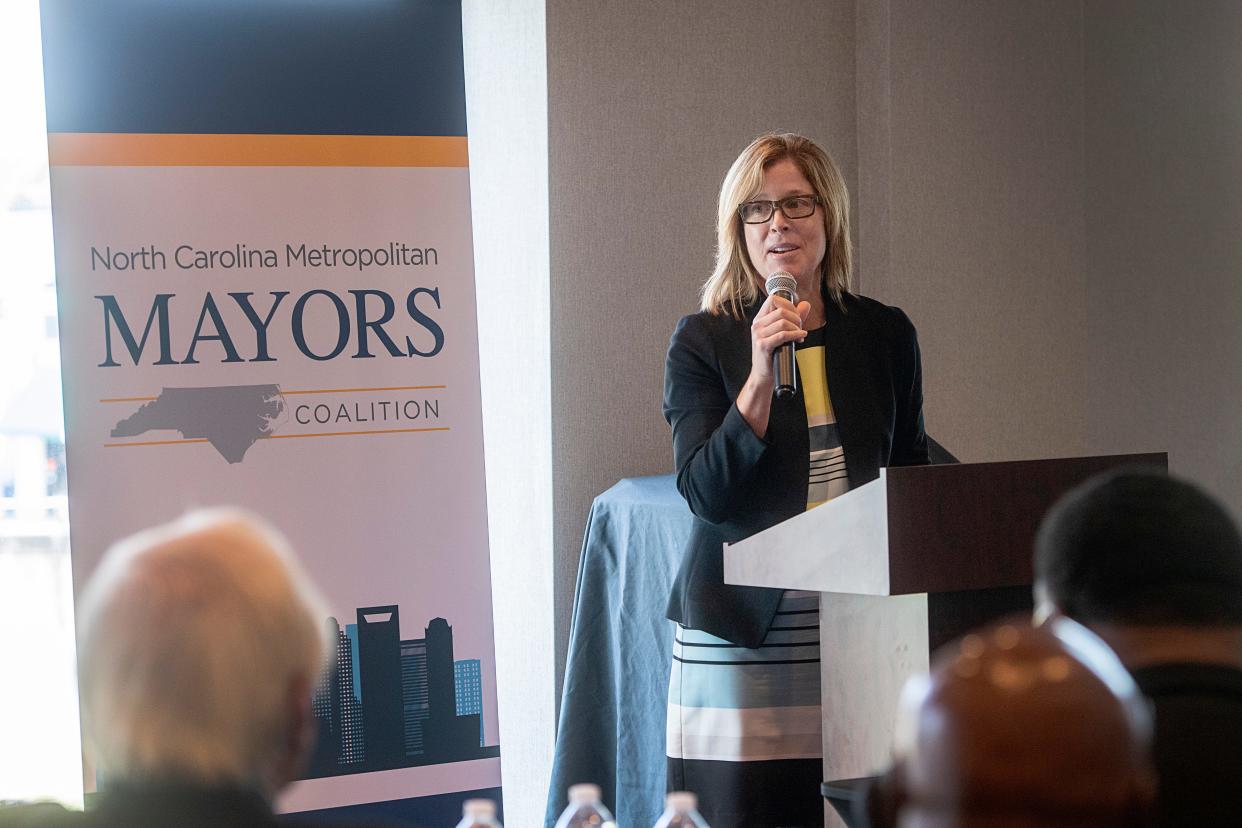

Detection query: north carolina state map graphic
xmin=111 ymin=385 xmax=285 ymax=463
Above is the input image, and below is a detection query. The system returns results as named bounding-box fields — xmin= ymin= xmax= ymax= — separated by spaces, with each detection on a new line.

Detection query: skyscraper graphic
xmin=301 ymin=605 xmax=499 ymax=779
xmin=311 ymin=624 xmax=338 ymax=772
xmin=401 ymin=637 xmax=430 ymax=756
xmin=312 ymin=620 xmax=336 ymax=731
xmin=455 ymin=658 xmax=484 ymax=746
xmin=422 ymin=618 xmax=482 ymax=761
xmin=337 ymin=625 xmax=364 ymax=764
xmin=308 ymin=618 xmax=365 ymax=775
xmin=346 ymin=623 xmax=361 ymax=703
xmin=357 ymin=605 xmax=404 ymax=767
xmin=426 ymin=618 xmax=456 ymax=722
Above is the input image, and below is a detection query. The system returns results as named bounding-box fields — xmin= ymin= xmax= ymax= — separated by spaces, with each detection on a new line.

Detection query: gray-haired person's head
xmin=76 ymin=509 xmax=330 ymax=796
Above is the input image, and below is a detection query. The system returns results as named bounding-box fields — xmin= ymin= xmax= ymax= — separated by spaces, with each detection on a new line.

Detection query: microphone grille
xmin=765 ymin=272 xmax=798 ymax=297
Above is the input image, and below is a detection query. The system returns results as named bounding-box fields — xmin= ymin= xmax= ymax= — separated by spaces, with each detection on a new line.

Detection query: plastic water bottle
xmin=652 ymin=791 xmax=710 ymax=828
xmin=453 ymin=798 xmax=502 ymax=828
xmin=553 ymin=783 xmax=614 ymax=828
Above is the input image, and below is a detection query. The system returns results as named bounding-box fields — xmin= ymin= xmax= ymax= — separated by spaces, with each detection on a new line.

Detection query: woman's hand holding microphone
xmin=736 ymin=292 xmax=810 ymax=438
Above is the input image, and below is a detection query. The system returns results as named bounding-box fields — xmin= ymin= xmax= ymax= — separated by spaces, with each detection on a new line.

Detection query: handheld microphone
xmin=765 ymin=272 xmax=799 ymax=400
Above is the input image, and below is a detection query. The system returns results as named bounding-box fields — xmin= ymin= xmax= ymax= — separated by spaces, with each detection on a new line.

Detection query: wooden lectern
xmin=723 ymin=452 xmax=1166 ymax=827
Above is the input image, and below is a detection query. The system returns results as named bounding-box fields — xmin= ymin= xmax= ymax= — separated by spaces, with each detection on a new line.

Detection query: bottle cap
xmin=463 ymin=798 xmax=496 ymax=817
xmin=666 ymin=791 xmax=698 ymax=812
xmin=568 ymin=783 xmax=601 ymax=804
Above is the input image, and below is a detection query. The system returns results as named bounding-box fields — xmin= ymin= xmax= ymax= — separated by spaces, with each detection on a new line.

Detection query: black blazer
xmin=662 ymin=288 xmax=929 ymax=648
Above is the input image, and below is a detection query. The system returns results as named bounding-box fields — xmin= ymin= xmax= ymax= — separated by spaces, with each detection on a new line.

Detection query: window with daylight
xmin=0 ymin=0 xmax=83 ymax=809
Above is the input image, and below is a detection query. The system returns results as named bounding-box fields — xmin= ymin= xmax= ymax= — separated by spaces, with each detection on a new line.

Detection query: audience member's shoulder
xmin=1130 ymin=661 xmax=1242 ymax=699
xmin=275 ymin=812 xmax=408 ymax=828
xmin=0 ymin=802 xmax=84 ymax=828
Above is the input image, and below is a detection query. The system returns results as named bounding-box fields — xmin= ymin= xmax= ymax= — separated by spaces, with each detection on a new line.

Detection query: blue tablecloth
xmin=544 ymin=474 xmax=693 ymax=828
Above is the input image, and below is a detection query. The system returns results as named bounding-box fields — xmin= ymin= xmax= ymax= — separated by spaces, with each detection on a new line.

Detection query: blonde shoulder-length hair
xmin=701 ymin=132 xmax=853 ymax=317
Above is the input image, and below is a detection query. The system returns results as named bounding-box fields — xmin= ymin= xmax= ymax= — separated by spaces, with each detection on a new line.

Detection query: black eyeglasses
xmin=737 ymin=194 xmax=820 ymax=224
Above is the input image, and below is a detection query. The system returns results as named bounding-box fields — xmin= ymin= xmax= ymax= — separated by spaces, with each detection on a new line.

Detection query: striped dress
xmin=666 ymin=326 xmax=848 ymax=828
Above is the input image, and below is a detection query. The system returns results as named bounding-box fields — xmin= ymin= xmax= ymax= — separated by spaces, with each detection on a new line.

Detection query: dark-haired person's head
xmin=1034 ymin=469 xmax=1242 ymax=629
xmin=1033 ymin=473 xmax=1242 ymax=827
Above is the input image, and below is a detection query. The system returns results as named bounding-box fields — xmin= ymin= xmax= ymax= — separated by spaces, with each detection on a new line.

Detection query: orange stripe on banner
xmin=103 ymin=427 xmax=448 ymax=449
xmin=264 ymin=427 xmax=449 ymax=439
xmin=48 ymin=133 xmax=469 ymax=167
xmin=280 ymin=385 xmax=447 ymax=395
xmin=100 ymin=386 xmax=445 ymax=403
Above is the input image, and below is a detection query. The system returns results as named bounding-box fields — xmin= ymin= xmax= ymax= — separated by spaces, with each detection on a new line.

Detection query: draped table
xmin=544 ymin=475 xmax=692 ymax=828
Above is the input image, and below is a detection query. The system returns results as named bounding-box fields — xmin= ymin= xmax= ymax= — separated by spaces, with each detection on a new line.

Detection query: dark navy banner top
xmin=40 ymin=0 xmax=467 ymax=136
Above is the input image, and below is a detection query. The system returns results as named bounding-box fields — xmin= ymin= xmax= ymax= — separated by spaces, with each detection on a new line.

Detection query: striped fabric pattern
xmin=667 ymin=591 xmax=823 ymax=762
xmin=795 ymin=330 xmax=849 ymax=509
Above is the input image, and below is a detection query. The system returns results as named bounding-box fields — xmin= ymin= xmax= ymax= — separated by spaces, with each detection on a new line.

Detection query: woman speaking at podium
xmin=662 ymin=132 xmax=929 ymax=827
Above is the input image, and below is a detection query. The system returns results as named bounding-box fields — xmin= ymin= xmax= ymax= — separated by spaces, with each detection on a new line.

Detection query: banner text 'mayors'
xmin=97 ymin=288 xmax=445 ymax=367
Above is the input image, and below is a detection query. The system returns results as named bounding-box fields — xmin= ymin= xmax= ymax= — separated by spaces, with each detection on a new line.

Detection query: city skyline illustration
xmin=304 ymin=603 xmax=498 ymax=779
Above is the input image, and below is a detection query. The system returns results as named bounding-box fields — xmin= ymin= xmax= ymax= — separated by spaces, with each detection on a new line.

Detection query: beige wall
xmin=861 ymin=0 xmax=1092 ymax=463
xmin=860 ymin=0 xmax=1242 ymax=511
xmin=1083 ymin=0 xmax=1242 ymax=517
